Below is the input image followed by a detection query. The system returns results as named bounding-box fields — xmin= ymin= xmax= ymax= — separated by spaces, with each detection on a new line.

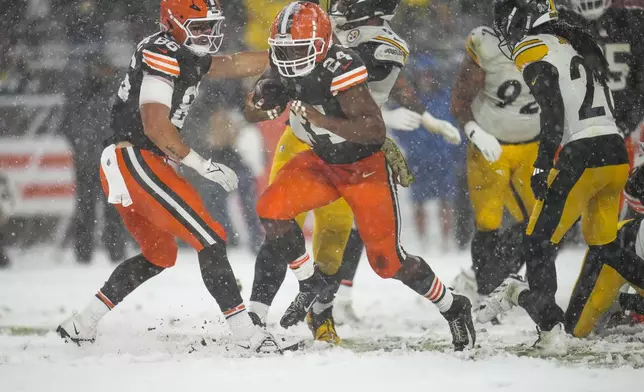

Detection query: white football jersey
xmin=467 ymin=26 xmax=541 ymax=143
xmin=335 ymin=22 xmax=409 ymax=107
xmin=514 ymin=34 xmax=620 ymax=146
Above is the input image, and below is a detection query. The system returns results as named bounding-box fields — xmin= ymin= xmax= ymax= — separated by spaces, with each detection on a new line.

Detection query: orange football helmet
xmin=268 ymin=2 xmax=333 ymax=77
xmin=160 ymin=0 xmax=224 ymax=55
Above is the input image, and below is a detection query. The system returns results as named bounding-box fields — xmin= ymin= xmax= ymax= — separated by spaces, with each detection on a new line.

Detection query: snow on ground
xmin=1 ymin=240 xmax=643 ymax=392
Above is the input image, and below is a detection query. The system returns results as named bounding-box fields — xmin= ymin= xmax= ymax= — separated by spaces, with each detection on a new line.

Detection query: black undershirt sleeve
xmin=523 ymin=61 xmax=566 ymax=170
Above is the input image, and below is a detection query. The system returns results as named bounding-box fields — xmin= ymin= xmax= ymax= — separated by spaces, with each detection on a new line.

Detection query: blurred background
xmin=0 ymin=0 xmax=493 ymax=267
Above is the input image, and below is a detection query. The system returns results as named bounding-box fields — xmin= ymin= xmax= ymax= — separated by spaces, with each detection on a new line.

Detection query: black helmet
xmin=494 ymin=0 xmax=559 ymax=53
xmin=328 ymin=0 xmax=401 ymax=27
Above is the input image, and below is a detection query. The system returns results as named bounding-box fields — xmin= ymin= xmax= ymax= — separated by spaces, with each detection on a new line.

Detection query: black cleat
xmin=280 ymin=291 xmax=319 ymax=329
xmin=441 ymin=294 xmax=476 ymax=351
xmin=280 ymin=272 xmax=330 ymax=329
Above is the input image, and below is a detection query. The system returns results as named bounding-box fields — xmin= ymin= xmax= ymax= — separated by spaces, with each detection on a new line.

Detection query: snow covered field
xmin=1 ymin=240 xmax=643 ymax=392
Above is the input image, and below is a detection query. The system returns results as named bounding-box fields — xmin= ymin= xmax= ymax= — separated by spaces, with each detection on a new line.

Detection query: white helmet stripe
xmin=281 ymin=2 xmax=299 ymax=34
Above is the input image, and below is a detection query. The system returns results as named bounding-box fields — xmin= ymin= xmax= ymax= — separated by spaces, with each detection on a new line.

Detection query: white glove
xmin=382 ymin=108 xmax=422 ymax=131
xmin=181 ymin=149 xmax=239 ymax=192
xmin=465 ymin=121 xmax=502 ymax=163
xmin=421 ymin=111 xmax=462 ymax=144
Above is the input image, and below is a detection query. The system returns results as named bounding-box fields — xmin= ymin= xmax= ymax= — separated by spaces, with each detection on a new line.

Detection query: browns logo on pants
xmin=257 ymin=150 xmax=405 ymax=279
xmin=99 ymin=147 xmax=227 ymax=268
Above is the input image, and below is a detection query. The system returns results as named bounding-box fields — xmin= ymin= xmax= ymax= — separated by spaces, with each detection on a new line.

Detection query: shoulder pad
xmin=512 ymin=36 xmax=549 ymax=71
xmin=466 ymin=26 xmax=497 ymax=65
xmin=141 ymin=46 xmax=180 ymax=78
xmin=370 ymin=34 xmax=409 ymax=59
xmin=369 ymin=43 xmax=407 ymax=67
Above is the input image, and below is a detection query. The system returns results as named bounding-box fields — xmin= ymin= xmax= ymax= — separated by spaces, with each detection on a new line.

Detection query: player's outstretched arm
xmin=450 ymin=54 xmax=484 ymax=129
xmin=208 ymin=51 xmax=269 ymax=79
xmin=292 ymin=84 xmax=386 ymax=144
xmin=390 ymin=73 xmax=461 ymax=144
xmin=390 ymin=74 xmax=426 ymax=114
xmin=451 ymin=54 xmax=501 ymax=162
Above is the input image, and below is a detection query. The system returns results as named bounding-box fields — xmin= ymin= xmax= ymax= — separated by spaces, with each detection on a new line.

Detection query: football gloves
xmin=382 ymin=108 xmax=422 ymax=131
xmin=181 ymin=149 xmax=238 ymax=192
xmin=465 ymin=121 xmax=502 ymax=163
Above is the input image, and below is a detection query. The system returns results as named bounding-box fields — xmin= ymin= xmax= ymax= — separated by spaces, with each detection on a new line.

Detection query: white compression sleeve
xmin=139 ymin=72 xmax=174 ymax=108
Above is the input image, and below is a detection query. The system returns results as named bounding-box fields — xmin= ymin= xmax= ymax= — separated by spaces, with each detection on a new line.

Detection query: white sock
xmin=424 ymin=276 xmax=454 ymax=313
xmin=83 ymin=294 xmax=111 ymax=324
xmin=289 ymin=253 xmax=314 ymax=281
xmin=226 ymin=307 xmax=255 ymax=340
xmin=249 ymin=301 xmax=269 ymax=323
xmin=336 ymin=282 xmax=353 ymax=301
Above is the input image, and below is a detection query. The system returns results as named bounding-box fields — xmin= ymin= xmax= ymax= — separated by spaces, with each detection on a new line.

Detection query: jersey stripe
xmin=373 ymin=36 xmax=409 ymax=57
xmin=465 ymin=36 xmax=481 ymax=65
xmin=142 ymin=50 xmax=179 ymax=67
xmin=513 ymin=44 xmax=549 ymax=71
xmin=331 ymin=66 xmax=367 ymax=86
xmin=330 ymin=69 xmax=368 ymax=94
xmin=331 ymin=65 xmax=367 ymax=90
xmin=512 ymin=39 xmax=543 ymax=56
xmin=142 ymin=50 xmax=180 ymax=77
xmin=142 ymin=57 xmax=181 ymax=76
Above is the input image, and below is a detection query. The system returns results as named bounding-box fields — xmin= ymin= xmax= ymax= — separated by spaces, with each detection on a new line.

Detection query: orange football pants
xmin=257 ymin=150 xmax=406 ymax=279
xmin=99 ymin=147 xmax=227 ymax=268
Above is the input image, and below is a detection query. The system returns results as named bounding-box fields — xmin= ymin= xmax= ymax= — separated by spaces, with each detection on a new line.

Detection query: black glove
xmin=531 ymin=166 xmax=549 ymax=201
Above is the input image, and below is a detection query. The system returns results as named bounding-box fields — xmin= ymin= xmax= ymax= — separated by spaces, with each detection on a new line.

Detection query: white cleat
xmin=451 ymin=268 xmax=478 ymax=304
xmin=532 ymin=323 xmax=567 ymax=356
xmin=56 ymin=312 xmax=98 ymax=346
xmin=57 ymin=296 xmax=110 ymax=346
xmin=236 ymin=327 xmax=283 ymax=354
xmin=476 ymin=275 xmax=527 ymax=324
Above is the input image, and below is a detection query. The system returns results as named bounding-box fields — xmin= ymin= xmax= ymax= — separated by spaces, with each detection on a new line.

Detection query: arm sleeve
xmin=139 ymin=72 xmax=174 ymax=108
xmin=523 ymin=61 xmax=565 ymax=169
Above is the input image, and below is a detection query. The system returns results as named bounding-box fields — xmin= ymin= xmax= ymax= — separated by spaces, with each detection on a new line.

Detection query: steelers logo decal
xmin=347 ymin=30 xmax=360 ymax=43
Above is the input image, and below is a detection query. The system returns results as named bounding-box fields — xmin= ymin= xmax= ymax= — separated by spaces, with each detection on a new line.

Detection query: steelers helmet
xmin=328 ymin=0 xmax=401 ymax=28
xmin=494 ymin=0 xmax=559 ymax=53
